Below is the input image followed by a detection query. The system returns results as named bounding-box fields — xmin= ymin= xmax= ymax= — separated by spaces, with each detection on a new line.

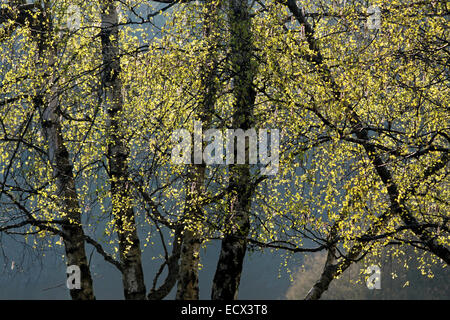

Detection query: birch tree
xmin=1 ymin=0 xmax=448 ymax=301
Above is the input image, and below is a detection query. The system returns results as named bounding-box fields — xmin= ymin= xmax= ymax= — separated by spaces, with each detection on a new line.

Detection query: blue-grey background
xmin=0 ymin=237 xmax=294 ymax=299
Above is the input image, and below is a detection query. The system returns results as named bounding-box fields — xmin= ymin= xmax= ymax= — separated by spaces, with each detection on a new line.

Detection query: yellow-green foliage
xmin=0 ymin=0 xmax=448 ymax=278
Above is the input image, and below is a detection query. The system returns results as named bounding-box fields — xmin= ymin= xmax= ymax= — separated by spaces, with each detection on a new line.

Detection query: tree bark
xmin=176 ymin=167 xmax=204 ymax=300
xmin=100 ymin=0 xmax=146 ymax=300
xmin=211 ymin=0 xmax=256 ymax=300
xmin=37 ymin=5 xmax=95 ymax=300
xmin=176 ymin=0 xmax=220 ymax=300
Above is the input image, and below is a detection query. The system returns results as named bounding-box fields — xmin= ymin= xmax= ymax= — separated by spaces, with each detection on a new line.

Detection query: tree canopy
xmin=0 ymin=0 xmax=448 ymax=300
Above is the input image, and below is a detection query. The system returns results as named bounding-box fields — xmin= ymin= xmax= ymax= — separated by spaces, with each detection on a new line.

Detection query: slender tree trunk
xmin=305 ymin=152 xmax=450 ymax=300
xmin=353 ymin=124 xmax=450 ymax=265
xmin=282 ymin=0 xmax=450 ymax=299
xmin=176 ymin=167 xmax=205 ymax=300
xmin=305 ymin=249 xmax=340 ymax=300
xmin=100 ymin=0 xmax=146 ymax=300
xmin=37 ymin=5 xmax=95 ymax=300
xmin=176 ymin=0 xmax=221 ymax=300
xmin=211 ymin=0 xmax=256 ymax=300
xmin=148 ymin=225 xmax=183 ymax=300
